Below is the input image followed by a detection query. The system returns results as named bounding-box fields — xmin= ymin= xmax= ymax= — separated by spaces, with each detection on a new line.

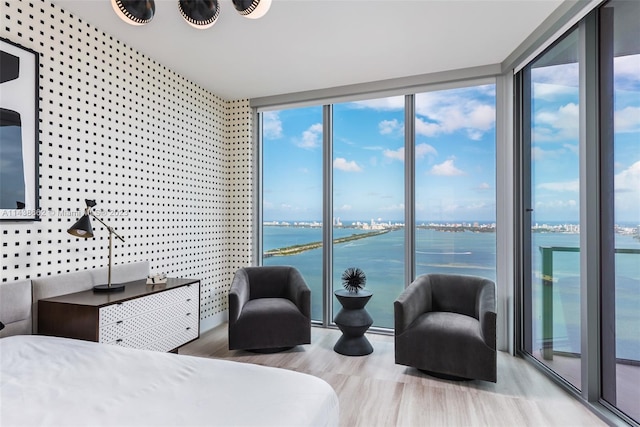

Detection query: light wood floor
xmin=180 ymin=325 xmax=606 ymax=427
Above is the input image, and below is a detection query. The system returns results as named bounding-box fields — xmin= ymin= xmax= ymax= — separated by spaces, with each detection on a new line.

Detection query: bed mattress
xmin=0 ymin=335 xmax=339 ymax=426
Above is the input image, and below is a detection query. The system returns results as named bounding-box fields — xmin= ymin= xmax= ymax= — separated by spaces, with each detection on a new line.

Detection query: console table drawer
xmin=99 ymin=284 xmax=198 ymax=327
xmin=99 ymin=299 xmax=197 ymax=343
xmin=105 ymin=312 xmax=198 ymax=349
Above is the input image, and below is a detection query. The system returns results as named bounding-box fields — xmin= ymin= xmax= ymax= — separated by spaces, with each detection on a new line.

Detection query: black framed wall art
xmin=0 ymin=38 xmax=39 ymax=221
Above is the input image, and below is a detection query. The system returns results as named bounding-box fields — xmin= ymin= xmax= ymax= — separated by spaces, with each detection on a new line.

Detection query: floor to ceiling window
xmin=332 ymin=96 xmax=405 ymax=329
xmin=518 ymin=1 xmax=639 ymax=422
xmin=261 ymin=106 xmax=324 ymax=321
xmin=414 ymin=86 xmax=497 ymax=286
xmin=260 ymin=85 xmax=496 ymax=330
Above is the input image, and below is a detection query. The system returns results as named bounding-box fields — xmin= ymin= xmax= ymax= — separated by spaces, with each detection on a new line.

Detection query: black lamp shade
xmin=232 ymin=0 xmax=272 ymax=19
xmin=111 ymin=0 xmax=155 ymax=25
xmin=68 ymin=214 xmax=94 ymax=238
xmin=179 ymin=0 xmax=220 ymax=29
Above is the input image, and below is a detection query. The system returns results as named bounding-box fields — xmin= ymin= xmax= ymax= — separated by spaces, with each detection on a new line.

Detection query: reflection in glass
xmin=0 ymin=108 xmax=25 ymax=209
xmin=527 ymin=29 xmax=582 ymax=390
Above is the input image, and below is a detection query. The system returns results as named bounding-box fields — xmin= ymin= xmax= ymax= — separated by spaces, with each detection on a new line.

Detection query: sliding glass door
xmin=522 ymin=28 xmax=582 ymax=390
xmin=519 ymin=1 xmax=639 ymax=422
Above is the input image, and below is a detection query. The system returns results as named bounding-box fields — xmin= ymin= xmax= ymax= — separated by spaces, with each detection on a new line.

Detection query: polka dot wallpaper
xmin=0 ymin=0 xmax=254 ymax=325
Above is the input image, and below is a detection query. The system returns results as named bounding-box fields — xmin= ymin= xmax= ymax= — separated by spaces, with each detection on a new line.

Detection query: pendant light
xmin=111 ymin=0 xmax=155 ymax=25
xmin=179 ymin=0 xmax=220 ymax=29
xmin=232 ymin=0 xmax=272 ymax=19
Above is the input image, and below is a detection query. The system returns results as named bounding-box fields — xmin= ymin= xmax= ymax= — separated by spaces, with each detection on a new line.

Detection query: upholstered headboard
xmin=0 ymin=261 xmax=150 ymax=337
xmin=0 ymin=279 xmax=32 ymax=338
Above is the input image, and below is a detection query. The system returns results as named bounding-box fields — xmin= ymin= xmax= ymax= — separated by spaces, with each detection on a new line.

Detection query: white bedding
xmin=0 ymin=335 xmax=339 ymax=427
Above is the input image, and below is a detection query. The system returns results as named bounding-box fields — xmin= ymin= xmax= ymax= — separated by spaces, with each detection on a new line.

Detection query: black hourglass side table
xmin=333 ymin=289 xmax=373 ymax=356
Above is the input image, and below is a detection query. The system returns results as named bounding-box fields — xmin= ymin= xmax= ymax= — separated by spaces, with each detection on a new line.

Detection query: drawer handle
xmin=116 ymin=339 xmax=123 ymax=343
xmin=187 ymin=298 xmax=191 ymax=302
xmin=186 ymin=327 xmax=191 ymax=331
xmin=186 ymin=312 xmax=191 ymax=316
xmin=117 ymin=320 xmax=123 ymax=325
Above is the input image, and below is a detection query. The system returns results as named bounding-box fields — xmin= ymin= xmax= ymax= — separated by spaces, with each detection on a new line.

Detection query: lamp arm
xmin=90 ymin=212 xmax=125 ymax=242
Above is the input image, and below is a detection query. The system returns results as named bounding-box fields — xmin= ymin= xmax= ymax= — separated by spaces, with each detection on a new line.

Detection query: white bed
xmin=0 ymin=335 xmax=339 ymax=427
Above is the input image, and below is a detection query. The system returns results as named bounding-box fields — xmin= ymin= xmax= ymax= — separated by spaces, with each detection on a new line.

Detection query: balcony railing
xmin=540 ymin=246 xmax=640 ymax=360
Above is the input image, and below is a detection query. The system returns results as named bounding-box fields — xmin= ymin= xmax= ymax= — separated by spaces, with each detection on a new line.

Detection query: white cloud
xmin=296 ymin=123 xmax=322 ymax=149
xmin=384 ymin=147 xmax=404 ymax=161
xmin=537 ymin=179 xmax=579 ymax=192
xmin=615 ymin=106 xmax=640 ymax=133
xmin=477 ymin=182 xmax=491 ymax=191
xmin=416 ymin=143 xmax=437 ymax=159
xmin=334 ymin=157 xmax=362 ymax=172
xmin=414 ymin=91 xmax=495 ymax=140
xmin=415 ymin=117 xmax=442 ymax=137
xmin=615 ymin=161 xmax=640 ymax=193
xmin=614 ymin=161 xmax=640 ymax=216
xmin=532 ymin=63 xmax=579 ymax=86
xmin=336 ymin=204 xmax=352 ymax=211
xmin=383 ymin=143 xmax=437 ymax=162
xmin=532 ymin=82 xmax=578 ymax=101
xmin=262 ymin=111 xmax=282 ymax=139
xmin=429 ymin=159 xmax=464 ymax=176
xmin=534 ymin=102 xmax=579 ymax=142
xmin=379 ymin=119 xmax=403 ymax=135
xmin=614 ymin=55 xmax=640 ymax=89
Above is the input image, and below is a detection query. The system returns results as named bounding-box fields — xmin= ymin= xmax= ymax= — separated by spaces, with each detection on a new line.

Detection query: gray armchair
xmin=228 ymin=266 xmax=311 ymax=352
xmin=394 ymin=274 xmax=497 ymax=382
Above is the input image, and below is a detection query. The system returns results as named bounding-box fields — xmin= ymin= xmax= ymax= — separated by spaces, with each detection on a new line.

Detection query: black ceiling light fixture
xmin=111 ymin=0 xmax=156 ymax=25
xmin=179 ymin=0 xmax=221 ymax=29
xmin=111 ymin=0 xmax=271 ymax=29
xmin=232 ymin=0 xmax=272 ymax=20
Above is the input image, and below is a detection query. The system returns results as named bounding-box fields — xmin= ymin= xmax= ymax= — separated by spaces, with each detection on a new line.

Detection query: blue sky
xmin=531 ymin=53 xmax=640 ymax=224
xmin=263 ymin=63 xmax=639 ymax=224
xmin=262 ymin=84 xmax=497 ymax=223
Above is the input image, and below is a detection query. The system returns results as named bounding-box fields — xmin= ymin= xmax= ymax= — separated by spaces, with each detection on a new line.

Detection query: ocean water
xmin=263 ymin=225 xmax=639 ymax=360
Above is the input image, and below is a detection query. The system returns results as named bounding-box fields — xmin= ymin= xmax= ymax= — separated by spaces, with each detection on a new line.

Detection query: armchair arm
xmin=285 ymin=268 xmax=311 ymax=318
xmin=394 ymin=275 xmax=433 ymax=335
xmin=477 ymin=279 xmax=497 ymax=349
xmin=228 ymin=269 xmax=251 ymax=325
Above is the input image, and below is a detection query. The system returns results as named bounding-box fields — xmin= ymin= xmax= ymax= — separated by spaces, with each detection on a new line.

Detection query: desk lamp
xmin=68 ymin=199 xmax=126 ymax=293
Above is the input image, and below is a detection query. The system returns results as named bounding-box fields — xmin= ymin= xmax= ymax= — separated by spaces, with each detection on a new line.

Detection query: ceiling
xmin=51 ymin=0 xmax=566 ymax=100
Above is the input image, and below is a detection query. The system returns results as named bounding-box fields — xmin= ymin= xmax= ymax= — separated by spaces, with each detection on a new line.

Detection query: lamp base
xmin=93 ymin=283 xmax=126 ymax=293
